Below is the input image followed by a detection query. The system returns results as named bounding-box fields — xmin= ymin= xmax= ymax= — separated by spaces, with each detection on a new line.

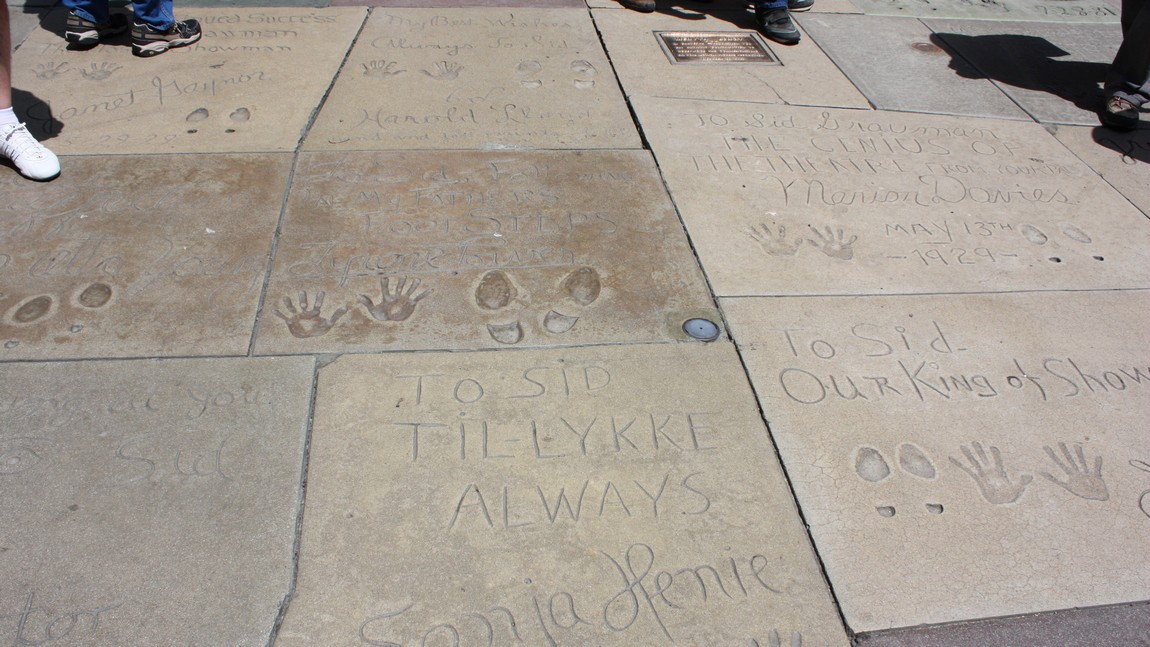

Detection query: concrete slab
xmin=857 ymin=601 xmax=1150 ymax=646
xmin=255 ymin=150 xmax=719 ymax=353
xmin=0 ymin=153 xmax=291 ymax=359
xmin=722 ymin=291 xmax=1150 ymax=631
xmin=181 ymin=0 xmax=327 ymax=7
xmin=0 ymin=356 xmax=313 ymax=644
xmin=276 ymin=343 xmax=852 ymax=646
xmin=928 ymin=20 xmax=1121 ymax=126
xmin=586 ymin=0 xmax=862 ymax=12
xmin=595 ymin=7 xmax=870 ymax=108
xmin=8 ymin=8 xmax=46 ymax=49
xmin=850 ymin=0 xmax=1119 ymax=22
xmin=632 ymin=96 xmax=1150 ymax=297
xmin=10 ymin=7 xmax=365 ymax=154
xmin=796 ymin=14 xmax=1028 ymax=120
xmin=1055 ymin=125 xmax=1150 ymax=216
xmin=336 ymin=0 xmax=585 ymax=7
xmin=304 ymin=8 xmax=640 ymax=150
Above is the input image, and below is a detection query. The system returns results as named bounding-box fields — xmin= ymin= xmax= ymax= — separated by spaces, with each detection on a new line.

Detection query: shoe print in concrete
xmin=10 ymin=7 xmax=365 ymax=154
xmin=723 ymin=291 xmax=1150 ymax=631
xmin=595 ymin=7 xmax=869 ymax=107
xmin=276 ymin=343 xmax=851 ymax=646
xmin=304 ymin=8 xmax=640 ymax=150
xmin=255 ymin=150 xmax=717 ymax=353
xmin=0 ymin=356 xmax=312 ymax=645
xmin=796 ymin=14 xmax=1028 ymax=119
xmin=0 ymin=154 xmax=290 ymax=359
xmin=633 ymin=96 xmax=1150 ymax=297
xmin=1055 ymin=125 xmax=1150 ymax=216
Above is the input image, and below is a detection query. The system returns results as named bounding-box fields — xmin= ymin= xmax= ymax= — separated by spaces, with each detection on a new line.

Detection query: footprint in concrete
xmin=1060 ymin=223 xmax=1092 ymax=244
xmin=475 ymin=270 xmax=523 ymax=344
xmin=897 ymin=443 xmax=937 ymax=480
xmin=570 ymin=59 xmax=597 ymax=89
xmin=186 ymin=108 xmax=209 ymax=122
xmin=544 ymin=267 xmax=602 ymax=335
xmin=516 ymin=60 xmax=543 ymax=88
xmin=75 ymin=282 xmax=113 ymax=309
xmin=7 ymin=295 xmax=56 ymax=325
xmin=229 ymin=108 xmax=251 ymax=122
xmin=855 ymin=446 xmax=891 ymax=483
xmin=1019 ymin=224 xmax=1048 ymax=245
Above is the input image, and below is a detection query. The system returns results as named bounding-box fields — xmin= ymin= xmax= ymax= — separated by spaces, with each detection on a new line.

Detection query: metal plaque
xmin=656 ymin=31 xmax=780 ymax=65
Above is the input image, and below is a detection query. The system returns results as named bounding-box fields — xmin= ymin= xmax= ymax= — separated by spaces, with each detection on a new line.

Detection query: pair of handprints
xmin=746 ymin=222 xmax=858 ymax=261
xmin=950 ymin=441 xmax=1108 ymax=505
xmin=34 ymin=62 xmax=120 ymax=81
xmin=272 ymin=276 xmax=430 ymax=339
xmin=362 ymin=60 xmax=463 ymax=81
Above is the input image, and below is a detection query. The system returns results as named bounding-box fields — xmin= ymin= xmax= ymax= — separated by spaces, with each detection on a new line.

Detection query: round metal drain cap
xmin=682 ymin=318 xmax=720 ymax=342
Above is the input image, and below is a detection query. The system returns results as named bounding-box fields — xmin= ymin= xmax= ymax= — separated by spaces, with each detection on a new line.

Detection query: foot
xmin=131 ymin=18 xmax=202 ymax=57
xmin=789 ymin=0 xmax=815 ymax=11
xmin=65 ymin=12 xmax=128 ymax=48
xmin=0 ymin=123 xmax=61 ymax=181
xmin=756 ymin=7 xmax=801 ymax=44
xmin=618 ymin=0 xmax=656 ymax=11
xmin=1099 ymin=95 xmax=1140 ymax=132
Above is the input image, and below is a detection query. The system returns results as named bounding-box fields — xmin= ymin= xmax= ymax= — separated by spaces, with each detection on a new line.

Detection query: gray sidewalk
xmin=3 ymin=0 xmax=1149 ymax=644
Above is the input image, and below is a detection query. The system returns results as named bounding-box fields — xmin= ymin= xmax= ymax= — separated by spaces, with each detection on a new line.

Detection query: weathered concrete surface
xmin=277 ymin=343 xmax=851 ymax=646
xmin=633 ymin=96 xmax=1150 ymax=297
xmin=596 ymin=7 xmax=870 ymax=107
xmin=0 ymin=356 xmax=313 ymax=645
xmin=1055 ymin=125 xmax=1150 ymax=215
xmin=304 ymin=8 xmax=640 ymax=150
xmin=256 ymin=150 xmax=718 ymax=353
xmin=928 ymin=20 xmax=1121 ymax=125
xmin=10 ymin=7 xmax=365 ymax=154
xmin=723 ymin=291 xmax=1150 ymax=631
xmin=7 ymin=7 xmax=45 ymax=48
xmin=797 ymin=14 xmax=1028 ymax=119
xmin=0 ymin=154 xmax=291 ymax=359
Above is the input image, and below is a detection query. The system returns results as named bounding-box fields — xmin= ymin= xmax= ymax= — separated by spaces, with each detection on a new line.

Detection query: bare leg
xmin=1 ymin=3 xmax=13 ymax=110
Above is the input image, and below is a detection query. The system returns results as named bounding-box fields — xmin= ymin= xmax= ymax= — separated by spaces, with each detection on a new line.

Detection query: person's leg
xmin=0 ymin=5 xmax=60 ymax=180
xmin=1106 ymin=0 xmax=1150 ymax=106
xmin=130 ymin=0 xmax=201 ymax=57
xmin=1100 ymin=0 xmax=1149 ymax=129
xmin=756 ymin=0 xmax=800 ymax=45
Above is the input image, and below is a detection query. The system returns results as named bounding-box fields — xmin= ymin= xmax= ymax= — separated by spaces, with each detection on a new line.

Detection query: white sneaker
xmin=0 ymin=123 xmax=61 ymax=181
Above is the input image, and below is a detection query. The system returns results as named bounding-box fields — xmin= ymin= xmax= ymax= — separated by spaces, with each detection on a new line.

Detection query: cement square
xmin=722 ymin=292 xmax=1150 ymax=631
xmin=850 ymin=0 xmax=1120 ymax=22
xmin=8 ymin=8 xmax=46 ymax=49
xmin=10 ymin=7 xmax=366 ymax=154
xmin=255 ymin=150 xmax=718 ymax=353
xmin=928 ymin=20 xmax=1121 ymax=125
xmin=1055 ymin=126 xmax=1150 ymax=216
xmin=796 ymin=14 xmax=1028 ymax=120
xmin=594 ymin=7 xmax=870 ymax=108
xmin=632 ymin=96 xmax=1150 ymax=297
xmin=0 ymin=356 xmax=313 ymax=644
xmin=304 ymin=8 xmax=640 ymax=150
xmin=333 ymin=0 xmax=585 ymax=6
xmin=276 ymin=344 xmax=851 ymax=646
xmin=857 ymin=601 xmax=1150 ymax=646
xmin=0 ymin=153 xmax=291 ymax=359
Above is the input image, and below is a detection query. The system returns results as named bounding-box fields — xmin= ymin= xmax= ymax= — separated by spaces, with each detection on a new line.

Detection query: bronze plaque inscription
xmin=656 ymin=31 xmax=779 ymax=64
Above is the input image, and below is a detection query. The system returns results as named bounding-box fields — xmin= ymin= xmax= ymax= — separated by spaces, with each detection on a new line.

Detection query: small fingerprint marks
xmin=855 ymin=446 xmax=891 ymax=483
xmin=6 ymin=295 xmax=57 ymax=326
xmin=1019 ymin=224 xmax=1048 ymax=245
xmin=76 ymin=282 xmax=113 ymax=309
xmin=543 ymin=311 xmax=579 ymax=334
xmin=898 ymin=443 xmax=937 ymax=480
xmin=186 ymin=108 xmax=210 ymax=122
xmin=1060 ymin=223 xmax=1092 ymax=244
xmin=229 ymin=108 xmax=251 ymax=123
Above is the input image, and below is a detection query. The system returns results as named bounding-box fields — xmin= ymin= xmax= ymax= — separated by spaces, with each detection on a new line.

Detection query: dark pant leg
xmin=1106 ymin=0 xmax=1150 ymax=105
